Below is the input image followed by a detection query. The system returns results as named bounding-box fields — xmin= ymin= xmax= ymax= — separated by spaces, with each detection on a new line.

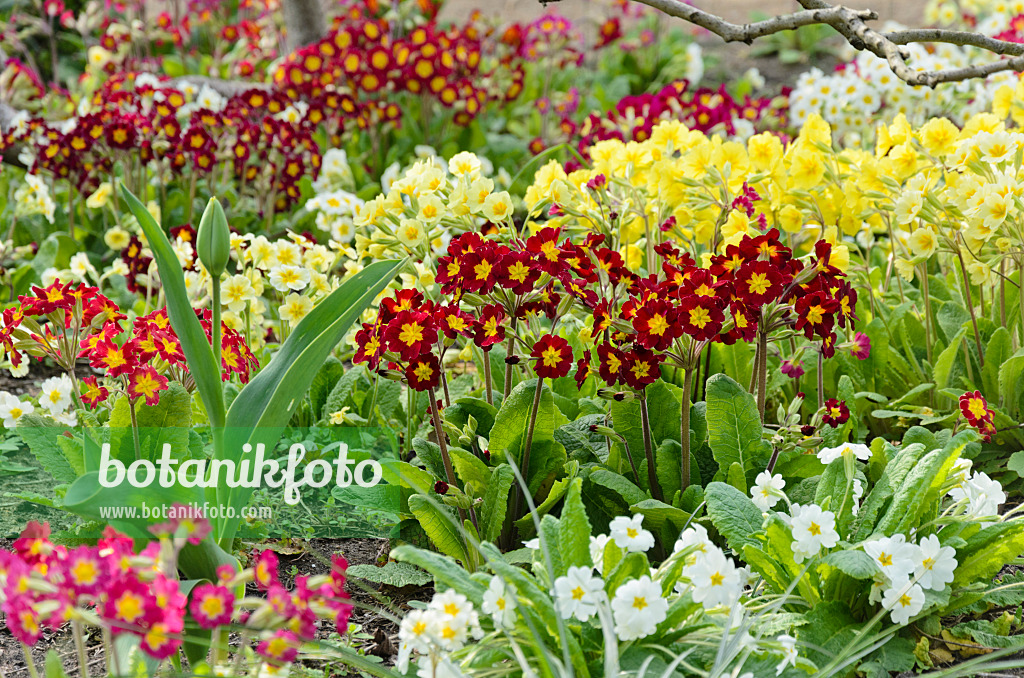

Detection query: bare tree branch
xmin=624 ymin=0 xmax=1024 ymax=87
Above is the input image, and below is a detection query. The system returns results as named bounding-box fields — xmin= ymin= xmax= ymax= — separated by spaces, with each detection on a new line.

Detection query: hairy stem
xmin=639 ymin=394 xmax=663 ymax=502
xmin=680 ymin=368 xmax=693 ymax=493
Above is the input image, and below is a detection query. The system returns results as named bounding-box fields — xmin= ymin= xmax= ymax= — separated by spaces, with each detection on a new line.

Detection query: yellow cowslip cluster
xmin=523 ymin=107 xmax=1024 ymax=289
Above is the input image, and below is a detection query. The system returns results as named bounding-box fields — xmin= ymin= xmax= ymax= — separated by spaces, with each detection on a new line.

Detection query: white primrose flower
xmin=789 ymin=504 xmax=839 ymax=563
xmin=397 ymin=609 xmax=439 ymax=672
xmin=817 ymin=442 xmax=872 ymax=464
xmin=481 ymin=576 xmax=517 ymax=629
xmin=881 ymin=580 xmax=926 ymax=625
xmin=589 ymin=534 xmax=611 ymax=573
xmin=39 ymin=375 xmax=74 ymax=415
xmin=553 ymin=566 xmax=605 ymax=622
xmin=915 ymin=534 xmax=956 ymax=591
xmin=751 ymin=470 xmax=786 ymax=511
xmin=0 ymin=392 xmax=34 ymax=428
xmin=863 ymin=534 xmax=917 ymax=581
xmin=609 ymin=514 xmax=655 ymax=553
xmin=673 ymin=523 xmax=713 ymax=561
xmin=948 ymin=470 xmax=1005 ymax=521
xmin=683 ymin=546 xmax=742 ymax=609
xmin=776 ymin=634 xmax=798 ymax=675
xmin=610 ymin=576 xmax=668 ymax=641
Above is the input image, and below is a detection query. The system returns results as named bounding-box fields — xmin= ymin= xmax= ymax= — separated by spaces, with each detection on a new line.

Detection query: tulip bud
xmin=196 ymin=197 xmax=230 ymax=278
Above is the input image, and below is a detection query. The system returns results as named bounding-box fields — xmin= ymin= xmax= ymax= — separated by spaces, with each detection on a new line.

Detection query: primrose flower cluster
xmin=0 ymin=279 xmax=256 ymax=423
xmin=0 ymin=513 xmax=353 ymax=672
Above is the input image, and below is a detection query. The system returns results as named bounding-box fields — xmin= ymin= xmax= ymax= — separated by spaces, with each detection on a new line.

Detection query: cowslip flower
xmin=553 ymin=566 xmax=605 ymax=622
xmin=751 ymin=471 xmax=786 ymax=511
xmin=789 ymin=504 xmax=839 ymax=563
xmin=609 ymin=514 xmax=655 ymax=553
xmin=611 ymin=576 xmax=668 ymax=640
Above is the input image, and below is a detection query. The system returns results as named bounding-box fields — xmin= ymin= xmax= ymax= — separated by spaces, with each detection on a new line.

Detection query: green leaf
xmin=611 ymin=380 xmax=681 ymax=473
xmin=347 ymin=562 xmax=432 ymax=588
xmin=489 ymin=379 xmax=568 ymax=466
xmin=705 ymin=374 xmax=770 ymax=484
xmin=874 ymin=434 xmax=967 ymax=536
xmin=820 ymin=549 xmax=877 ymax=579
xmin=933 ymin=327 xmax=966 ymax=391
xmin=391 ymin=545 xmax=486 ymax=604
xmin=559 ymin=477 xmax=592 ymax=570
xmin=44 ymin=650 xmax=69 ymax=678
xmin=704 ymin=481 xmax=764 ymax=552
xmin=448 ymin=447 xmax=490 ymax=496
xmin=16 ymin=414 xmax=78 ymax=484
xmin=443 ymin=397 xmax=499 ymax=440
xmin=121 ymin=184 xmax=225 ymax=430
xmin=999 ymin=349 xmax=1024 ymax=420
xmin=982 ymin=328 xmax=1011 ymax=397
xmin=479 ymin=464 xmax=515 ymax=543
xmin=323 ymin=364 xmax=368 ymax=418
xmin=954 ymin=520 xmax=1024 ymax=587
xmin=309 ymin=355 xmax=344 ymax=419
xmin=408 ymin=494 xmax=469 ymax=564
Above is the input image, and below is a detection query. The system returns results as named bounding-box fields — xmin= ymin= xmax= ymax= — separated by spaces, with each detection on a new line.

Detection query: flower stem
xmin=483 ymin=351 xmax=493 ymax=405
xmin=757 ymin=331 xmax=768 ymax=422
xmin=817 ymin=350 xmax=825 ymax=411
xmin=511 ymin=377 xmax=545 ymax=526
xmin=72 ymin=620 xmax=89 ymax=678
xmin=639 ymin=393 xmax=663 ymax=502
xmin=427 ymin=387 xmax=471 ymax=532
xmin=212 ymin=277 xmax=222 ymax=379
xmin=21 ymin=644 xmax=39 ymax=678
xmin=503 ymin=318 xmax=518 ymax=400
xmin=680 ymin=368 xmax=693 ymax=493
xmin=128 ymin=397 xmax=142 ymax=461
xmin=954 ymin=239 xmax=984 ymax=368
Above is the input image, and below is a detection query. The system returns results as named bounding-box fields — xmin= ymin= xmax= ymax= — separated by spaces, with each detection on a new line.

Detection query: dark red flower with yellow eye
xmin=435 ymin=304 xmax=475 ymax=339
xmin=728 ymin=301 xmax=758 ymax=342
xmin=734 ymin=260 xmax=784 ymax=307
xmin=473 ymin=304 xmax=507 ymax=350
xmin=811 ymin=240 xmax=842 ymax=279
xmin=80 ymin=376 xmax=109 ymax=409
xmin=678 ymin=294 xmax=724 ymax=341
xmin=739 ymin=228 xmax=790 ymax=267
xmin=154 ymin=330 xmax=185 ymax=365
xmin=22 ymin=280 xmax=76 ymax=315
xmin=384 ymin=310 xmax=437 ymax=361
xmin=406 ymin=353 xmax=441 ymax=391
xmin=436 ymin=253 xmax=465 ymax=295
xmin=794 ymin=290 xmax=839 ymax=339
xmin=833 ymin=281 xmax=858 ymax=329
xmin=526 ymin=227 xmax=564 ymax=274
xmin=531 ymin=333 xmax=573 ymax=379
xmin=381 ymin=288 xmax=424 ymax=320
xmin=594 ymin=342 xmax=625 ymax=386
xmin=592 ymin=301 xmax=614 ymax=335
xmin=708 ymin=243 xmax=750 ymax=280
xmin=574 ymin=350 xmax=592 ymax=388
xmin=680 ymin=268 xmax=729 ymax=301
xmin=821 ymin=398 xmax=850 ymax=427
xmin=632 ymin=298 xmax=679 ymax=350
xmin=127 ymin=365 xmax=169 ymax=406
xmin=498 ymin=250 xmax=540 ymax=294
xmin=820 ymin=331 xmax=837 ymax=359
xmin=622 ymin=348 xmax=662 ymax=390
xmin=959 ymin=390 xmax=995 ymax=429
xmin=461 ymin=250 xmax=500 ymax=294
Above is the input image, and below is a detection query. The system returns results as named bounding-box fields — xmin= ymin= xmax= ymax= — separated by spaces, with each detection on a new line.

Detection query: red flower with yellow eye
xmin=381 ymin=289 xmax=424 ymax=320
xmin=821 ymin=398 xmax=850 ymax=427
xmin=531 ymin=334 xmax=573 ymax=379
xmin=461 ymin=250 xmax=500 ymax=294
xmin=632 ymin=298 xmax=679 ymax=350
xmin=406 ymin=353 xmax=441 ymax=391
xmin=89 ymin=338 xmax=137 ymax=377
xmin=354 ymin=323 xmax=384 ymax=369
xmin=189 ymin=583 xmax=235 ymax=629
xmin=596 ymin=343 xmax=625 ymax=386
xmin=734 ymin=260 xmax=784 ymax=307
xmin=680 ymin=269 xmax=727 ymax=300
xmin=526 ymin=227 xmax=564 ymax=274
xmin=678 ymin=294 xmax=724 ymax=341
xmin=498 ymin=250 xmax=540 ymax=295
xmin=436 ymin=253 xmax=465 ymax=295
xmin=153 ymin=330 xmax=185 ymax=365
xmin=727 ymin=301 xmax=758 ymax=342
xmin=435 ymin=305 xmax=475 ymax=339
xmin=739 ymin=228 xmax=790 ymax=267
xmin=473 ymin=304 xmax=506 ymax=349
xmin=708 ymin=244 xmax=750 ymax=280
xmin=622 ymin=348 xmax=662 ymax=390
xmin=384 ymin=309 xmax=437 ymax=361
xmin=574 ymin=350 xmax=592 ymax=388
xmin=127 ymin=366 xmax=169 ymax=406
xmin=23 ymin=280 xmax=76 ymax=315
xmin=833 ymin=281 xmax=858 ymax=329
xmin=958 ymin=387 xmax=991 ymax=430
xmin=794 ymin=290 xmax=839 ymax=339
xmin=80 ymin=376 xmax=109 ymax=409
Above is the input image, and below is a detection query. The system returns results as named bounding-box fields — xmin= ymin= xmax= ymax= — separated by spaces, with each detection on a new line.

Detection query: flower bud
xmin=196 ymin=197 xmax=230 ymax=278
